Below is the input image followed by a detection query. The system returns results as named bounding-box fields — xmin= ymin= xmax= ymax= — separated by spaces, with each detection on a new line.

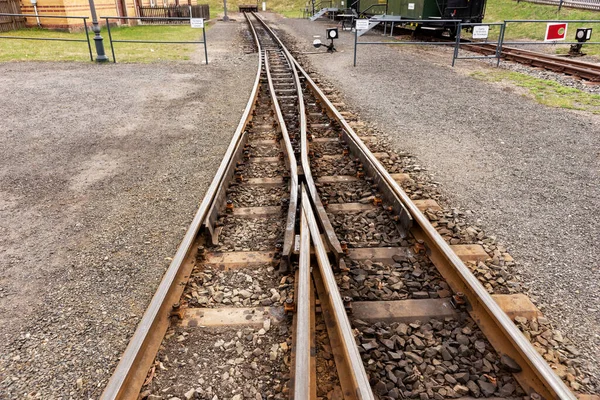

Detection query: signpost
xmin=545 ymin=22 xmax=568 ymax=41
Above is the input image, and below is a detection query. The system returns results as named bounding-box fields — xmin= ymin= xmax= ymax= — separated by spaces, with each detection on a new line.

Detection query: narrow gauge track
xmin=461 ymin=42 xmax=600 ymax=82
xmin=101 ymin=12 xmax=579 ymax=400
xmin=385 ymin=25 xmax=600 ymax=81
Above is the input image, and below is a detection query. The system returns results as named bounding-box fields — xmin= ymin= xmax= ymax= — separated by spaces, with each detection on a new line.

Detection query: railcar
xmin=329 ymin=0 xmax=486 ymax=35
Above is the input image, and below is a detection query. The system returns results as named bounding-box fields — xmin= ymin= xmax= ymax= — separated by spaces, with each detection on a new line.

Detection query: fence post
xmin=105 ymin=17 xmax=117 ymax=63
xmin=353 ymin=25 xmax=358 ymax=66
xmin=452 ymin=23 xmax=462 ymax=67
xmin=497 ymin=21 xmax=506 ymax=67
xmin=83 ymin=18 xmax=94 ymax=61
xmin=203 ymin=24 xmax=208 ymax=64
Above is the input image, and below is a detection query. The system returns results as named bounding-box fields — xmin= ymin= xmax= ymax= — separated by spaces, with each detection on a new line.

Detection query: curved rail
xmin=252 ymin=12 xmax=576 ymax=400
xmin=463 ymin=41 xmax=600 ymax=81
xmin=102 ymin=18 xmax=273 ymax=400
xmin=292 ymin=41 xmax=577 ymax=400
xmin=248 ymin=12 xmax=345 ymax=264
xmin=246 ymin=12 xmax=375 ymax=399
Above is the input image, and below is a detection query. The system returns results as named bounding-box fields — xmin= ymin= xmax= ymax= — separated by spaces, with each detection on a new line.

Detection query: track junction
xmin=100 ymin=12 xmax=589 ymax=400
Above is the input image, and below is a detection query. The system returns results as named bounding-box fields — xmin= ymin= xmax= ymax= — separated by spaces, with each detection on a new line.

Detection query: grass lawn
xmin=0 ymin=24 xmax=207 ymax=62
xmin=471 ymin=70 xmax=600 ymax=113
xmin=484 ymin=0 xmax=600 ymax=54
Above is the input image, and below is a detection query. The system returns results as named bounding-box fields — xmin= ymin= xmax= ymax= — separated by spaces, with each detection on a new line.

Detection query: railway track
xmin=100 ymin=12 xmax=582 ymax=400
xmin=461 ymin=42 xmax=600 ymax=82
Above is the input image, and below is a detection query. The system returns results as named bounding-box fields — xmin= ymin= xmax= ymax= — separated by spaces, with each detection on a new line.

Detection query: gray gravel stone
xmin=265 ymin=13 xmax=600 ymax=391
xmin=0 ymin=19 xmax=256 ymax=397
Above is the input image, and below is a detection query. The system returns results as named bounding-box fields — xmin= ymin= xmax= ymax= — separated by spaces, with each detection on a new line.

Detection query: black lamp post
xmin=88 ymin=0 xmax=109 ymax=62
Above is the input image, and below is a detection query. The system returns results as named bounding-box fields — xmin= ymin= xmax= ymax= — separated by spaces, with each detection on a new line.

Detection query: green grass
xmin=484 ymin=0 xmax=600 ymax=54
xmin=0 ymin=24 xmax=208 ymax=63
xmin=471 ymin=69 xmax=600 ymax=113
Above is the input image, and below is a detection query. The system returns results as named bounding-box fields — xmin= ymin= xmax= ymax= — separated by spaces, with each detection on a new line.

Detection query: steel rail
xmin=288 ymin=46 xmax=577 ymax=399
xmin=462 ymin=42 xmax=600 ymax=81
xmin=263 ymin=48 xmax=300 ymax=272
xmin=301 ymin=187 xmax=375 ymax=400
xmin=293 ymin=190 xmax=312 ymax=399
xmin=100 ymin=22 xmax=265 ymax=400
xmin=251 ymin=12 xmax=413 ymax=238
xmin=249 ymin=11 xmax=345 ymax=264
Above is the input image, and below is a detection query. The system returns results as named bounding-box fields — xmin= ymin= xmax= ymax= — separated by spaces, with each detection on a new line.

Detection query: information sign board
xmin=356 ymin=19 xmax=369 ymax=30
xmin=472 ymin=25 xmax=489 ymax=39
xmin=190 ymin=18 xmax=204 ymax=28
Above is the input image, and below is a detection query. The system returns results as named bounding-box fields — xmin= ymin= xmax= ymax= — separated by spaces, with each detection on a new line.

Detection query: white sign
xmin=408 ymin=3 xmax=415 ymax=10
xmin=190 ymin=18 xmax=204 ymax=28
xmin=472 ymin=25 xmax=489 ymax=39
xmin=262 ymin=1 xmax=266 ymax=11
xmin=356 ymin=19 xmax=369 ymax=30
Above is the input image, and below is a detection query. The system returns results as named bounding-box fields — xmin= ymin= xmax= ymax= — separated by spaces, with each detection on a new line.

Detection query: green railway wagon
xmin=357 ymin=0 xmax=388 ymax=15
xmin=358 ymin=0 xmax=439 ymax=18
xmin=356 ymin=0 xmax=485 ymax=32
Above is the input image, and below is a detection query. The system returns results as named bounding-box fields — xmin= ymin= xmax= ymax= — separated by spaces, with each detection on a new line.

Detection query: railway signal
xmin=570 ymin=27 xmax=593 ymax=57
xmin=313 ymin=28 xmax=339 ymax=53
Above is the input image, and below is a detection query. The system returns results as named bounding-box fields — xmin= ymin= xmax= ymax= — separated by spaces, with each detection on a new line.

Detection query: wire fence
xmin=0 ymin=13 xmax=92 ymax=60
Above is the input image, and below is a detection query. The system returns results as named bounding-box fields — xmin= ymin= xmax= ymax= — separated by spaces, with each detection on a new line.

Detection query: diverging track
xmin=101 ymin=12 xmax=580 ymax=400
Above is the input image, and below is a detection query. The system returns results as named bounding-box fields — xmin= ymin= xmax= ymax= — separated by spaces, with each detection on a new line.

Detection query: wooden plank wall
xmin=138 ymin=4 xmax=210 ymax=23
xmin=0 ymin=0 xmax=25 ymax=32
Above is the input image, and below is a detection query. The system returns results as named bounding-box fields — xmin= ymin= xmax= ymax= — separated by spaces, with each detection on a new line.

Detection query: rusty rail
xmin=463 ymin=42 xmax=600 ymax=81
xmin=100 ymin=18 xmax=266 ymax=400
xmin=287 ymin=36 xmax=578 ymax=399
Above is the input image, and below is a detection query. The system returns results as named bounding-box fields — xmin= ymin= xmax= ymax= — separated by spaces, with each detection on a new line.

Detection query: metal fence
xmin=353 ymin=19 xmax=460 ymax=66
xmin=138 ymin=5 xmax=210 ymax=23
xmin=452 ymin=22 xmax=506 ymax=66
xmin=353 ymin=18 xmax=600 ymax=67
xmin=0 ymin=13 xmax=93 ymax=60
xmin=516 ymin=0 xmax=600 ymax=11
xmin=103 ymin=15 xmax=208 ymax=63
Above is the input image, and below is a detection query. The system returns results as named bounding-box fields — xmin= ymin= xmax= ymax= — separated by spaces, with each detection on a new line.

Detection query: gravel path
xmin=264 ymin=13 xmax=600 ymax=387
xmin=0 ymin=19 xmax=255 ymax=398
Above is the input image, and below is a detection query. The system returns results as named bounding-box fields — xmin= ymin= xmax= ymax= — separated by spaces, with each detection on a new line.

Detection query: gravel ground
xmin=0 ymin=19 xmax=255 ymax=398
xmin=263 ymin=13 xmax=600 ymax=389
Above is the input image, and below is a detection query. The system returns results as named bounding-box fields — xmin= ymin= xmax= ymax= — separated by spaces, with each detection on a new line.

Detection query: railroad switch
xmin=569 ymin=28 xmax=593 ymax=57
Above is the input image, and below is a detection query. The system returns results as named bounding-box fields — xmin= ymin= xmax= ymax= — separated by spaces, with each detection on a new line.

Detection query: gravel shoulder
xmin=0 ymin=20 xmax=256 ymax=398
xmin=264 ymin=13 xmax=600 ymax=387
